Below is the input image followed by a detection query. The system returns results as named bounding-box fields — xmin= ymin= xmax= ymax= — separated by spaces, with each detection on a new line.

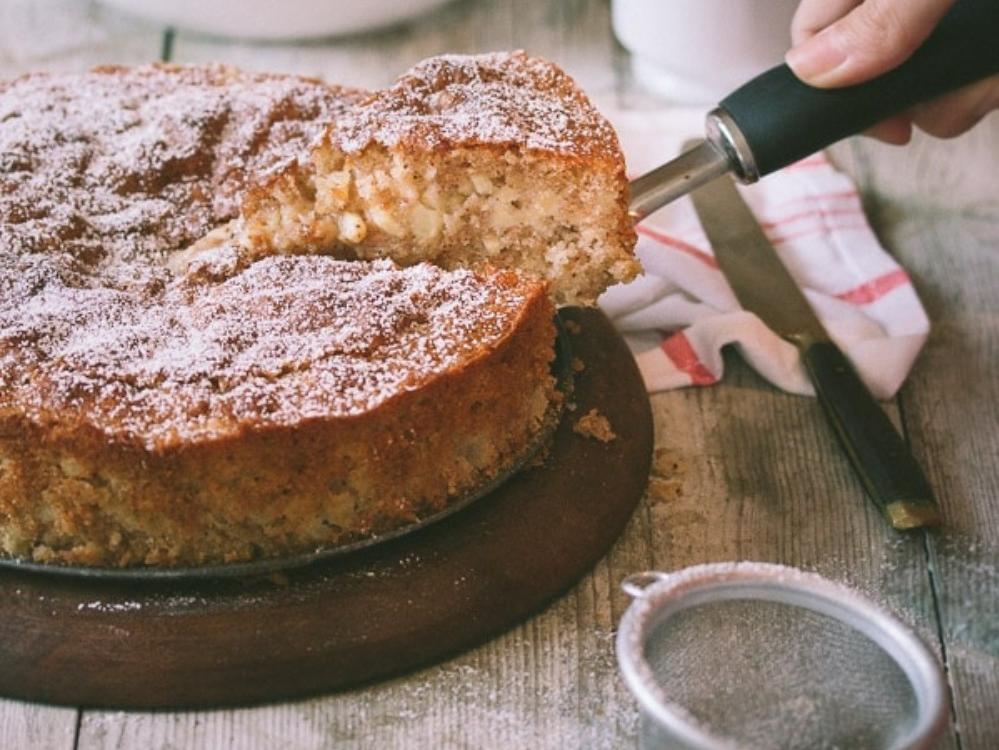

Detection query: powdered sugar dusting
xmin=2 ymin=250 xmax=536 ymax=452
xmin=0 ymin=64 xmax=539 ymax=453
xmin=334 ymin=51 xmax=620 ymax=159
xmin=0 ymin=64 xmax=361 ymax=266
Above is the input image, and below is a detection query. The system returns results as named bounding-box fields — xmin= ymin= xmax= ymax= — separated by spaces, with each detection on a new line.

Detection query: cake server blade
xmin=686 ymin=163 xmax=940 ymax=530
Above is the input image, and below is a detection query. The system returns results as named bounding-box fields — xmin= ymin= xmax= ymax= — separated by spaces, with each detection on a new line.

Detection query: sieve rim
xmin=615 ymin=562 xmax=948 ymax=750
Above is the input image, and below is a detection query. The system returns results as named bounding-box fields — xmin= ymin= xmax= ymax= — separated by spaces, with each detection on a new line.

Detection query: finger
xmin=790 ymin=0 xmax=861 ymax=45
xmin=863 ymin=115 xmax=914 ymax=144
xmin=911 ymin=74 xmax=999 ymax=138
xmin=786 ymin=0 xmax=956 ymax=88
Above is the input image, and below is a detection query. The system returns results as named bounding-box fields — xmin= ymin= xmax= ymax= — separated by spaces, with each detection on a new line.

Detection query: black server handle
xmin=719 ymin=0 xmax=999 ymax=176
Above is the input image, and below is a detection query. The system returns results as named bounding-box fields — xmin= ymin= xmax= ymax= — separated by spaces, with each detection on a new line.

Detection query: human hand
xmin=785 ymin=0 xmax=999 ymax=143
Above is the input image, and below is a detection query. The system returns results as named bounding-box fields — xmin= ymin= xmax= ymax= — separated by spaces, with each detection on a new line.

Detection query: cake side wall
xmin=0 ymin=294 xmax=556 ymax=568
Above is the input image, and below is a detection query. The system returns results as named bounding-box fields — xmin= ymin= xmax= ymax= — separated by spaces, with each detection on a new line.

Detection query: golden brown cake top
xmin=0 ymin=63 xmax=363 ymax=267
xmin=332 ymin=50 xmax=622 ymax=161
xmin=1 ymin=62 xmax=560 ymax=455
xmin=0 ymin=64 xmax=541 ymax=453
xmin=2 ymin=252 xmax=545 ymax=453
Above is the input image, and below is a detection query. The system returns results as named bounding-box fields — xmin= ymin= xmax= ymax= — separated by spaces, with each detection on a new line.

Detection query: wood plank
xmin=0 ymin=1 xmax=163 ymax=746
xmin=76 ymin=591 xmax=640 ymax=749
xmin=840 ymin=117 xmax=999 ymax=749
xmin=0 ymin=702 xmax=77 ymax=750
xmin=77 ymin=513 xmax=649 ymax=746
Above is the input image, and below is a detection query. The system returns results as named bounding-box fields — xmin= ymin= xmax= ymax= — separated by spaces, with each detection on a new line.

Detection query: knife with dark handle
xmin=686 ymin=167 xmax=940 ymax=530
xmin=802 ymin=341 xmax=939 ymax=529
xmin=629 ymin=0 xmax=999 ymax=220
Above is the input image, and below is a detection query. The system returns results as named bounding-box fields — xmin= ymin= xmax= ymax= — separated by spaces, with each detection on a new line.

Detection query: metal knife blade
xmin=686 ymin=159 xmax=827 ymax=349
xmin=684 ymin=153 xmax=940 ymax=529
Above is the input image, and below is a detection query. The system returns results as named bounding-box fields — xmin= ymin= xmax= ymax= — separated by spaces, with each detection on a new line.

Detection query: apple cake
xmin=0 ymin=54 xmax=634 ymax=567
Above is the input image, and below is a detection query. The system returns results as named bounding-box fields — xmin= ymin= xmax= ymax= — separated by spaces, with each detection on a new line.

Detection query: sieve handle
xmin=622 ymin=571 xmax=671 ymax=599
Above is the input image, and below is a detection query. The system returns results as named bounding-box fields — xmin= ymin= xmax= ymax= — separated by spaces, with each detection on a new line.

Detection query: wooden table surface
xmin=1 ymin=1 xmax=997 ymax=747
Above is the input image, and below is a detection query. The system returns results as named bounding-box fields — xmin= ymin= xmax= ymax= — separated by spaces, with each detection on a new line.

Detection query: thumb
xmin=786 ymin=0 xmax=955 ymax=88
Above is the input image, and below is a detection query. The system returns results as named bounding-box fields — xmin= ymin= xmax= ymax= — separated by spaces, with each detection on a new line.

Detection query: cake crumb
xmin=571 ymin=357 xmax=585 ymax=372
xmin=564 ymin=320 xmax=583 ymax=335
xmin=647 ymin=477 xmax=683 ymax=505
xmin=652 ymin=447 xmax=686 ymax=479
xmin=573 ymin=408 xmax=616 ymax=443
xmin=524 ymin=441 xmax=552 ymax=469
xmin=648 ymin=448 xmax=686 ymax=505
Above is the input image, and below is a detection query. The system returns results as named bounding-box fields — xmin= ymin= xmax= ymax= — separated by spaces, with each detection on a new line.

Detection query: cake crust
xmin=0 ymin=64 xmax=557 ymax=567
xmin=0 ymin=63 xmax=364 ymax=265
xmin=335 ymin=51 xmax=623 ymax=158
xmin=1 ymin=257 xmax=555 ymax=567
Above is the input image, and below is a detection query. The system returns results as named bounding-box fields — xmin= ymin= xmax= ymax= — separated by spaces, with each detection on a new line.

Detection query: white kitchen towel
xmin=599 ymin=110 xmax=930 ymax=400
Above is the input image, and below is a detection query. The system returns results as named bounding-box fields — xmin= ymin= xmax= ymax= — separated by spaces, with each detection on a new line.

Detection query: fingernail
xmin=786 ymin=30 xmax=849 ymax=85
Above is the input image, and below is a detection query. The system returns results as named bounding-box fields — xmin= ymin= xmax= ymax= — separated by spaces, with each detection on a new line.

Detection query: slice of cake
xmin=237 ymin=51 xmax=639 ymax=306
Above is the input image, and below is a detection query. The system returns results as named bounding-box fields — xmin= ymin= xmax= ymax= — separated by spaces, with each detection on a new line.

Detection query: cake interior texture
xmin=236 ymin=51 xmax=638 ymax=307
xmin=0 ymin=51 xmax=636 ymax=567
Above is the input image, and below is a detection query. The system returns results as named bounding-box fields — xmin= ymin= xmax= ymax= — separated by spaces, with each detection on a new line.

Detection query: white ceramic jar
xmin=612 ymin=0 xmax=800 ymax=104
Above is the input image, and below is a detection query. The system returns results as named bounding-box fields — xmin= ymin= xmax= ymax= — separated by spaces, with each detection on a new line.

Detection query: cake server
xmin=686 ymin=164 xmax=939 ymax=529
xmin=628 ymin=0 xmax=999 ymax=221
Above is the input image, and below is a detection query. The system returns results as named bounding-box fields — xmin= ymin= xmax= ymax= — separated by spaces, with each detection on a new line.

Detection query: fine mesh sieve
xmin=616 ymin=563 xmax=948 ymax=750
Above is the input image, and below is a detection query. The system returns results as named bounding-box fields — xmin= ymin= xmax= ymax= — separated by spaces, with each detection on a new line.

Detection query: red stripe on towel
xmin=759 ymin=206 xmax=864 ymax=229
xmin=768 ymin=222 xmax=869 ymax=245
xmin=835 ymin=268 xmax=911 ymax=304
xmin=661 ymin=332 xmax=717 ymax=385
xmin=787 ymin=188 xmax=861 ymax=202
